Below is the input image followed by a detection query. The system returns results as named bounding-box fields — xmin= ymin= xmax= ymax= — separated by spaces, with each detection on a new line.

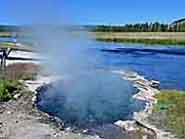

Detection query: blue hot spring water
xmin=36 ymin=71 xmax=144 ymax=127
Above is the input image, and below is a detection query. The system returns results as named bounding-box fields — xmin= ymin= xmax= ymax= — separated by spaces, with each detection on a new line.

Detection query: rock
xmin=7 ymin=111 xmax=12 ymax=115
xmin=32 ymin=96 xmax=37 ymax=103
xmin=53 ymin=132 xmax=58 ymax=137
xmin=114 ymin=120 xmax=137 ymax=131
xmin=54 ymin=117 xmax=63 ymax=123
xmin=93 ymin=124 xmax=128 ymax=139
xmin=53 ymin=117 xmax=64 ymax=129
xmin=0 ymin=108 xmax=4 ymax=114
xmin=13 ymin=93 xmax=21 ymax=99
xmin=65 ymin=127 xmax=72 ymax=132
xmin=83 ymin=129 xmax=88 ymax=133
xmin=0 ymin=121 xmax=3 ymax=128
xmin=150 ymin=80 xmax=160 ymax=89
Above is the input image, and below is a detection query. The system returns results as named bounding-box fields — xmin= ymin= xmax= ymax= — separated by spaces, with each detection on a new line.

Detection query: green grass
xmin=0 ymin=80 xmax=22 ymax=102
xmin=0 ymin=42 xmax=15 ymax=46
xmin=96 ymin=38 xmax=185 ymax=46
xmin=0 ymin=32 xmax=11 ymax=37
xmin=0 ymin=63 xmax=39 ymax=102
xmin=95 ymin=32 xmax=185 ymax=46
xmin=153 ymin=90 xmax=185 ymax=139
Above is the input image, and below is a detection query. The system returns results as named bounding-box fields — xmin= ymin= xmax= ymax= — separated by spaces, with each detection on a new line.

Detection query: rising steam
xmin=17 ymin=1 xmax=141 ymax=127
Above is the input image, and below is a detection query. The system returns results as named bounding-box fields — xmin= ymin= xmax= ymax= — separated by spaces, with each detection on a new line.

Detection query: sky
xmin=0 ymin=0 xmax=185 ymax=25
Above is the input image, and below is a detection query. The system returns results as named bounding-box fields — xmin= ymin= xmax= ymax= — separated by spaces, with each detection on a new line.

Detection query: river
xmin=94 ymin=42 xmax=185 ymax=91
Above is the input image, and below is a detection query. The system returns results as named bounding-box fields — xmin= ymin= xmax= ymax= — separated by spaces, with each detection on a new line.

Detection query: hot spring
xmin=36 ymin=71 xmax=144 ymax=128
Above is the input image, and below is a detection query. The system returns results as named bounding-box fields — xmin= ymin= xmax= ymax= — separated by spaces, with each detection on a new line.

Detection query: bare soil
xmin=0 ymin=85 xmax=101 ymax=139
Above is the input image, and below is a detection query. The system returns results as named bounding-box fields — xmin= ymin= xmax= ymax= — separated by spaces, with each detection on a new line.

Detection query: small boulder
xmin=114 ymin=120 xmax=138 ymax=131
xmin=13 ymin=93 xmax=21 ymax=99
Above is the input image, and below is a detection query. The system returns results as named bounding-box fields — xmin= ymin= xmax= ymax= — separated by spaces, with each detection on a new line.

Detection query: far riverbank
xmin=94 ymin=32 xmax=185 ymax=45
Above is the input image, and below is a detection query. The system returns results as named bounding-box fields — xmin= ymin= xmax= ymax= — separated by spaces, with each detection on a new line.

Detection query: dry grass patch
xmin=2 ymin=63 xmax=40 ymax=80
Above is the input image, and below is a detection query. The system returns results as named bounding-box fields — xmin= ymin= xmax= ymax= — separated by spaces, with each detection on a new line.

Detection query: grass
xmin=95 ymin=32 xmax=185 ymax=46
xmin=0 ymin=42 xmax=15 ymax=47
xmin=0 ymin=63 xmax=40 ymax=102
xmin=0 ymin=80 xmax=22 ymax=102
xmin=0 ymin=41 xmax=34 ymax=52
xmin=150 ymin=90 xmax=185 ymax=139
xmin=0 ymin=32 xmax=11 ymax=37
xmin=96 ymin=38 xmax=185 ymax=45
xmin=4 ymin=63 xmax=40 ymax=81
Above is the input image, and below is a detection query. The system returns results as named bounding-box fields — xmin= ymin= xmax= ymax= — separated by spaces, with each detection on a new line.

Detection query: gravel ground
xmin=0 ymin=85 xmax=101 ymax=139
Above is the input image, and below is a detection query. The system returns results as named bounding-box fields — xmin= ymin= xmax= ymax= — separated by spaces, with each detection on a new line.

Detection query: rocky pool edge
xmin=25 ymin=71 xmax=175 ymax=139
xmin=112 ymin=70 xmax=176 ymax=139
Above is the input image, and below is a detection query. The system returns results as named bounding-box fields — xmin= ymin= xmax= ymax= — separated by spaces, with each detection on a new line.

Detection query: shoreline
xmin=112 ymin=70 xmax=176 ymax=139
xmin=96 ymin=38 xmax=185 ymax=46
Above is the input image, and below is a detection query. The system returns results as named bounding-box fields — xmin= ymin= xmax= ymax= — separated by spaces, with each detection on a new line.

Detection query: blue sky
xmin=0 ymin=0 xmax=185 ymax=25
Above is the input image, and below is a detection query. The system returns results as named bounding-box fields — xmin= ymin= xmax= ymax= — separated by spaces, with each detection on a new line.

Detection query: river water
xmin=94 ymin=42 xmax=185 ymax=91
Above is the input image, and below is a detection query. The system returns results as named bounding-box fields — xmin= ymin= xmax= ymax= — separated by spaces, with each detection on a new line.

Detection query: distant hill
xmin=169 ymin=18 xmax=185 ymax=31
xmin=171 ymin=18 xmax=185 ymax=25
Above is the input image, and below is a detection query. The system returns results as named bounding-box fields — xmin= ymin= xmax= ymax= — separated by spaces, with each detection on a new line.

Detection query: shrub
xmin=0 ymin=80 xmax=22 ymax=102
xmin=153 ymin=90 xmax=185 ymax=139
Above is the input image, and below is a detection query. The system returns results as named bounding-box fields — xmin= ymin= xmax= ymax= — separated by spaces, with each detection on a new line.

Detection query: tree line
xmin=86 ymin=22 xmax=185 ymax=32
xmin=1 ymin=21 xmax=185 ymax=33
xmin=0 ymin=25 xmax=20 ymax=32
